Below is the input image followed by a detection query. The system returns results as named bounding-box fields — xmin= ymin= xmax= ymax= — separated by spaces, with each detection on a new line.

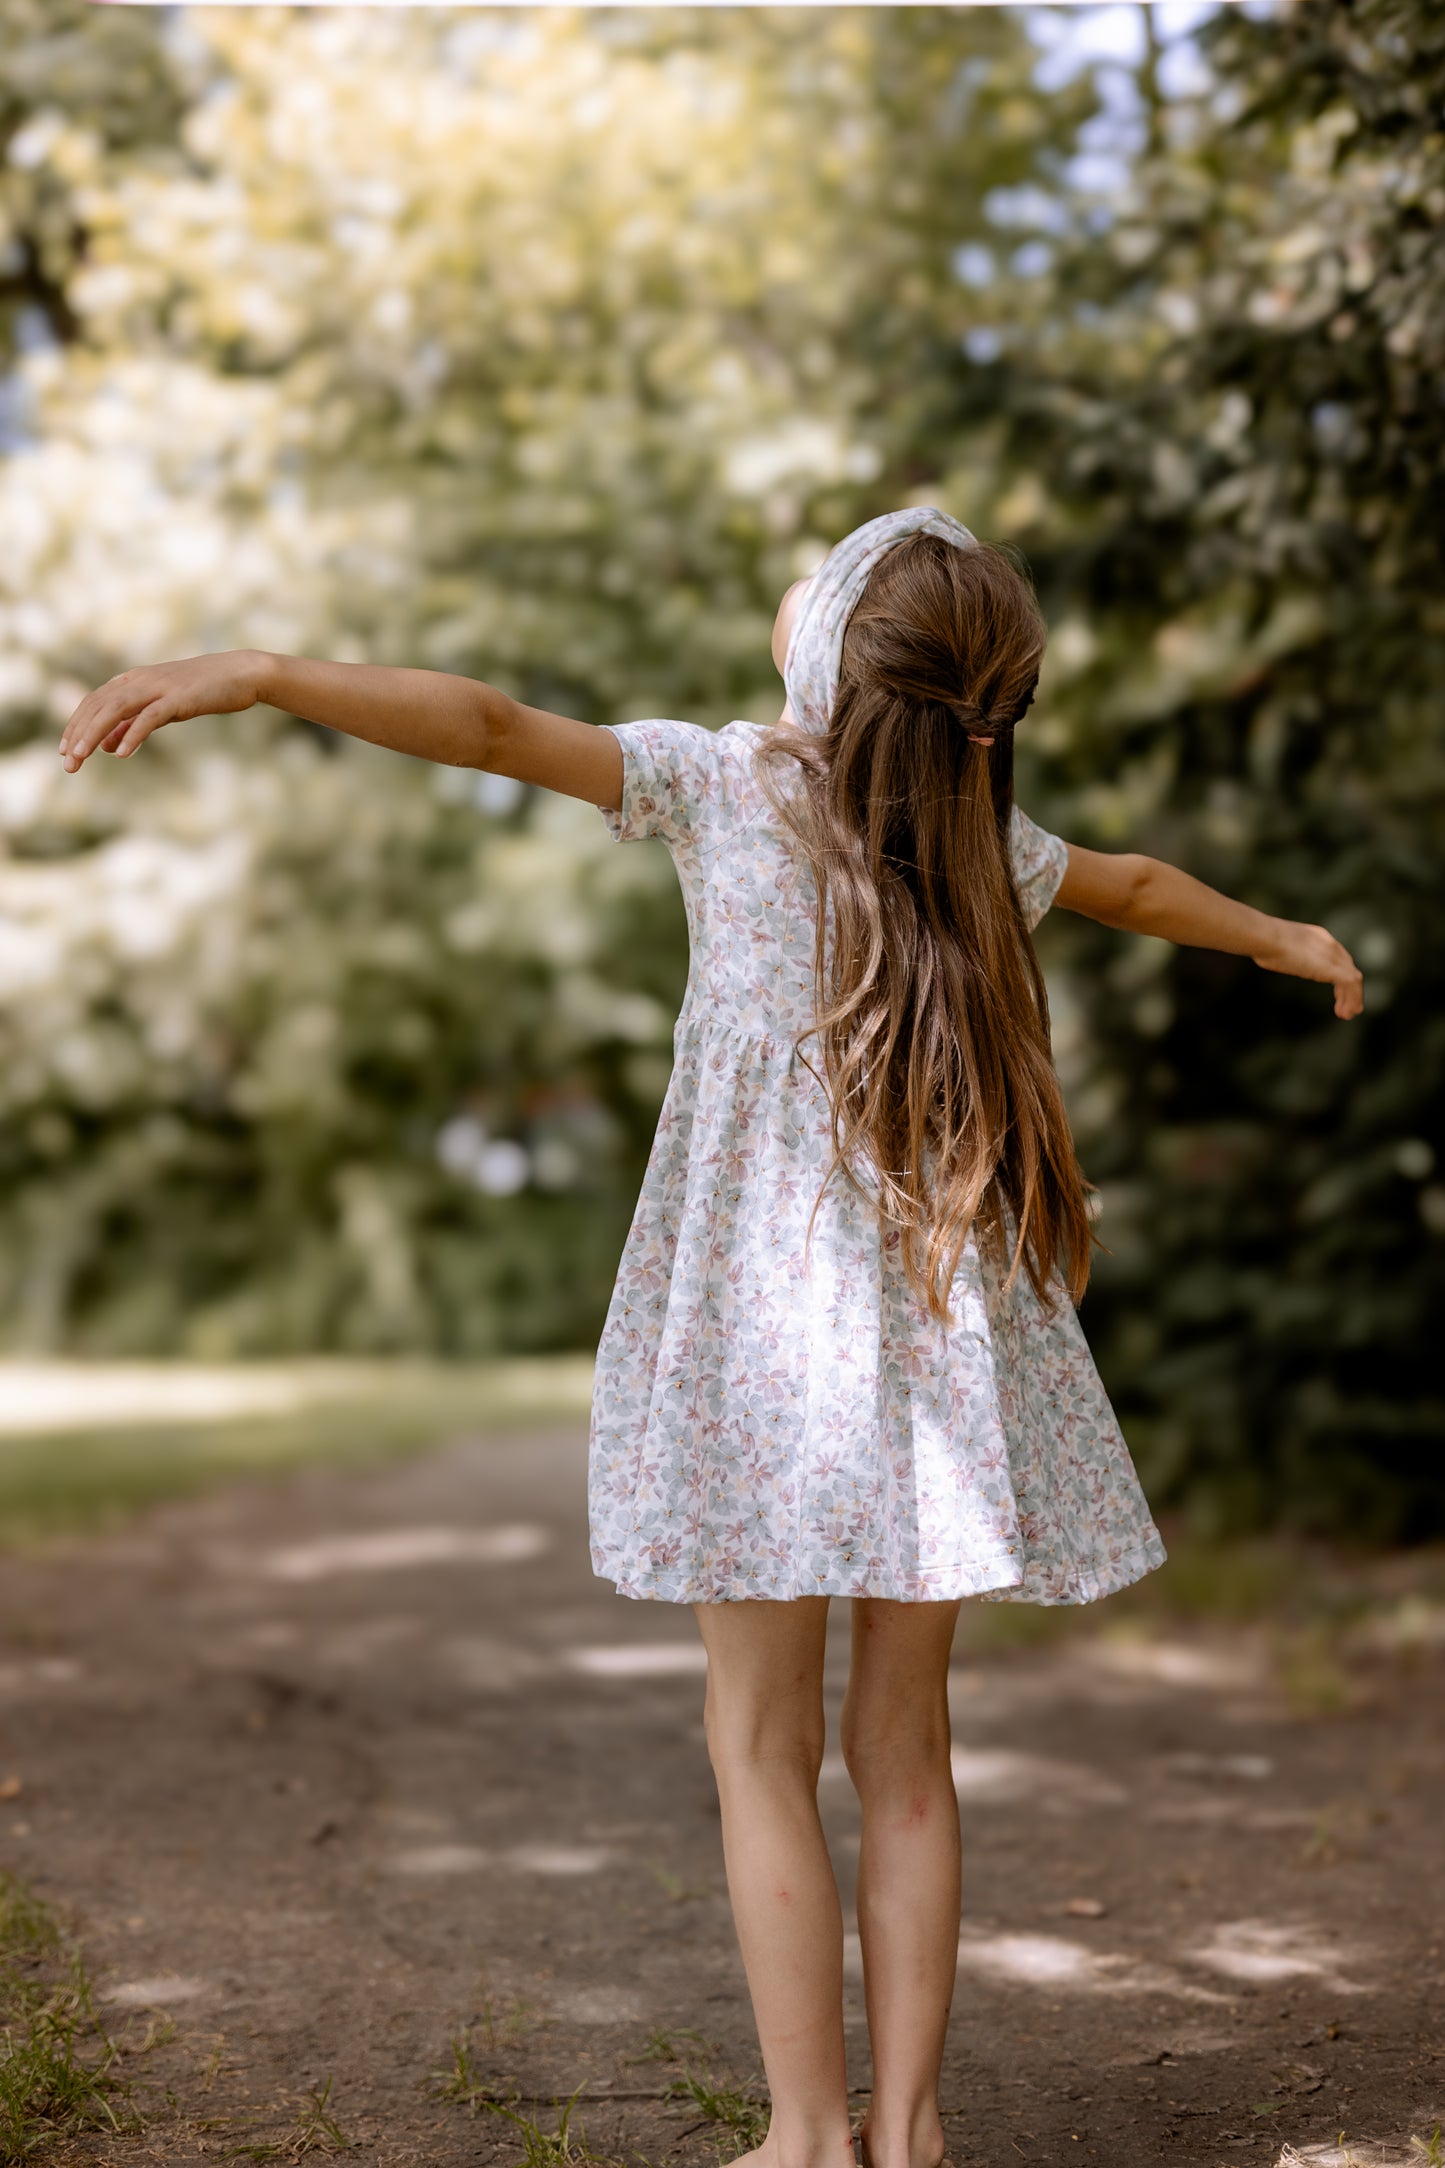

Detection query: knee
xmin=703 ymin=1686 xmax=826 ymax=1787
xmin=839 ymin=1700 xmax=951 ymax=1797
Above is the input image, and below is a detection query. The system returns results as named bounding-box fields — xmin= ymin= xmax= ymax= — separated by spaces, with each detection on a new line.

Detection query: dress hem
xmin=592 ymin=1530 xmax=1168 ymax=1608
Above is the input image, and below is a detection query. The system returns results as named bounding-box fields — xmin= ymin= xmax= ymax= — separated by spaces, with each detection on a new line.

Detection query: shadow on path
xmin=1 ymin=1426 xmax=1441 ymax=2165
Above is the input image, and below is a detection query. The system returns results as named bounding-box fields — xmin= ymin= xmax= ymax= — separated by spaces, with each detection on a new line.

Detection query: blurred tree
xmin=2 ymin=2 xmax=1438 ymax=1542
xmin=0 ymin=6 xmax=1085 ymax=1357
xmin=942 ymin=0 xmax=1445 ymax=1537
xmin=0 ymin=0 xmax=184 ymax=364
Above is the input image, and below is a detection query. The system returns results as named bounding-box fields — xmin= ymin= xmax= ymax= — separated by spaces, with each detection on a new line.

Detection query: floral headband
xmin=781 ymin=503 xmax=1005 ymax=744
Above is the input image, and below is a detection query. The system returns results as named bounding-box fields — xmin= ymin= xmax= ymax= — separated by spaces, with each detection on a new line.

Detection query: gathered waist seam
xmin=674 ymin=1011 xmax=812 ymax=1059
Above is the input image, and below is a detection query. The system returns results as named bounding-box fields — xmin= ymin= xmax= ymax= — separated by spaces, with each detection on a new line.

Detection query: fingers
xmin=1252 ymin=924 xmax=1364 ymax=1019
xmin=61 ymin=683 xmax=140 ymax=770
xmin=60 ymin=675 xmax=166 ymax=769
xmin=61 ymin=712 xmax=129 ymax=769
xmin=1334 ymin=967 xmax=1364 ymax=1021
xmin=61 ymin=702 xmax=160 ymax=769
xmin=1327 ymin=933 xmax=1363 ymax=1021
xmin=1294 ymin=925 xmax=1364 ymax=1021
xmin=111 ymin=700 xmax=170 ymax=756
xmin=1326 ymin=938 xmax=1363 ymax=1020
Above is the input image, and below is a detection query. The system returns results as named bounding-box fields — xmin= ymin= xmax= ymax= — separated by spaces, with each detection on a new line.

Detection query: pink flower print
xmin=587 ymin=718 xmax=1164 ymax=1607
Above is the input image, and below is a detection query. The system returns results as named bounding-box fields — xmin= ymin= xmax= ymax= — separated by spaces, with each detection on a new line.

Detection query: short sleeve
xmin=597 ymin=718 xmax=728 ymax=850
xmin=1010 ymin=805 xmax=1069 ymax=930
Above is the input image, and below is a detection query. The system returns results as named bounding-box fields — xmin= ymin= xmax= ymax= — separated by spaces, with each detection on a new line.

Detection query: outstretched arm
xmin=1054 ymin=842 xmax=1363 ymax=1020
xmin=57 ymin=649 xmax=625 ymax=809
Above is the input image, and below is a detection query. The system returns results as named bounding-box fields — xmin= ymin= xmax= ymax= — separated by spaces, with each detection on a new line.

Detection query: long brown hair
xmin=756 ymin=531 xmax=1092 ymax=1322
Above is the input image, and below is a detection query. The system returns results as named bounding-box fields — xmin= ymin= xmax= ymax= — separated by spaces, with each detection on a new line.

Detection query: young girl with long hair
xmin=58 ymin=504 xmax=1362 ymax=2168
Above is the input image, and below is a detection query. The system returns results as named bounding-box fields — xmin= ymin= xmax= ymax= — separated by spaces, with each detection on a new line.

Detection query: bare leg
xmin=840 ymin=1597 xmax=962 ymax=2168
xmin=692 ymin=1596 xmax=856 ymax=2168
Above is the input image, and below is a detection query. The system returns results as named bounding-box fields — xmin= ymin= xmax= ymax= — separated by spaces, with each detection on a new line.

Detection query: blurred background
xmin=0 ymin=0 xmax=1440 ymax=1543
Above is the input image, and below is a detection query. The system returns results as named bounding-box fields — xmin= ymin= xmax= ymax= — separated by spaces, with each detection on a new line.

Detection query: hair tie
xmin=967 ymin=685 xmax=1034 ymax=745
xmin=962 ymin=707 xmax=1016 ymax=746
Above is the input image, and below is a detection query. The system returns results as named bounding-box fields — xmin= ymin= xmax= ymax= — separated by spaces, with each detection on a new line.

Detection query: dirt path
xmin=1 ymin=1424 xmax=1441 ymax=2167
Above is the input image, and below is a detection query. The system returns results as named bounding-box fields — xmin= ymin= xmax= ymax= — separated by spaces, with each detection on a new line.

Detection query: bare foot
xmin=857 ymin=2121 xmax=946 ymax=2168
xmin=729 ymin=2132 xmax=859 ymax=2168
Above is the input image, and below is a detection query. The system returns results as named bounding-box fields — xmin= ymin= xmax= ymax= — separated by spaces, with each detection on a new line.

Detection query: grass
xmin=217 ymin=2076 xmax=351 ymax=2161
xmin=433 ymin=2021 xmax=768 ymax=2166
xmin=477 ymin=2089 xmax=594 ymax=2168
xmin=0 ymin=1355 xmax=594 ymax=1548
xmin=0 ymin=1868 xmax=353 ymax=2162
xmin=446 ymin=2085 xmax=629 ymax=2168
xmin=0 ymin=1870 xmax=141 ymax=2159
xmin=662 ymin=2069 xmax=769 ymax=2153
xmin=197 ymin=2077 xmax=350 ymax=2162
xmin=431 ymin=1975 xmax=553 ymax=2113
xmin=1279 ymin=2135 xmax=1445 ymax=2168
xmin=628 ymin=2029 xmax=769 ymax=2156
xmin=432 ymin=2029 xmax=518 ymax=2117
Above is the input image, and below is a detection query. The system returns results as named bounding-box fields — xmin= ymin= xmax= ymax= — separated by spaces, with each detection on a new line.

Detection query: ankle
xmin=764 ymin=2121 xmax=860 ymax=2168
xmin=857 ymin=2104 xmax=945 ymax=2168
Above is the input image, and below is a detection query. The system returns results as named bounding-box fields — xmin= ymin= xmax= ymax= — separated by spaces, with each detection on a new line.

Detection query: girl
xmin=59 ymin=505 xmax=1361 ymax=2168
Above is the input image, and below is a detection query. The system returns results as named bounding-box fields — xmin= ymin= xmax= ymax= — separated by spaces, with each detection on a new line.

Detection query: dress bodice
xmin=589 ymin=716 xmax=1165 ymax=1606
xmin=599 ymin=719 xmax=1069 ymax=1049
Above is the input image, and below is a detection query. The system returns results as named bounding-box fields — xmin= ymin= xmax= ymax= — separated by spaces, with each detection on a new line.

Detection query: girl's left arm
xmin=1054 ymin=842 xmax=1364 ymax=1020
xmin=58 ymin=649 xmax=625 ymax=809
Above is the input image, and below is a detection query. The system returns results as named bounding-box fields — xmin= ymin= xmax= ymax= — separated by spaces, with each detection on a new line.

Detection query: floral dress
xmin=589 ymin=717 xmax=1167 ymax=1606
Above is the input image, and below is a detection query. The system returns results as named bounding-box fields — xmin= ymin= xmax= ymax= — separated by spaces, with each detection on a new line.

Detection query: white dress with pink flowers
xmin=589 ymin=717 xmax=1166 ymax=1605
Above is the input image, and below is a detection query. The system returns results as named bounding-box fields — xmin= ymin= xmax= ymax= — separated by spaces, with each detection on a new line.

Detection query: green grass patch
xmin=215 ymin=2074 xmax=350 ymax=2161
xmin=0 ymin=1870 xmax=142 ymax=2159
xmin=432 ymin=2027 xmax=516 ymax=2118
xmin=442 ymin=2083 xmax=626 ymax=2168
xmin=620 ymin=2023 xmax=767 ymax=2153
xmin=662 ymin=2069 xmax=769 ymax=2153
xmin=0 ymin=1357 xmax=594 ymax=1549
xmin=432 ymin=2022 xmax=763 ymax=2166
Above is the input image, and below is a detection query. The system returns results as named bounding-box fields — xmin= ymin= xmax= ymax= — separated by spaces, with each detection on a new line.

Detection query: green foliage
xmin=0 ymin=4 xmax=1439 ymax=1533
xmin=953 ymin=0 xmax=1445 ymax=1538
xmin=0 ymin=0 xmax=184 ymax=360
xmin=0 ymin=6 xmax=1064 ymax=1359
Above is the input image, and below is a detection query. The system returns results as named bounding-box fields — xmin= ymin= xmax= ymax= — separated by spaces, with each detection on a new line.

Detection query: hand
xmin=1252 ymin=918 xmax=1364 ymax=1020
xmin=58 ymin=649 xmax=268 ymax=773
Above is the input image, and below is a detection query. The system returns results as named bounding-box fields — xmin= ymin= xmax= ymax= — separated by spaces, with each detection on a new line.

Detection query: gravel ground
xmin=1 ymin=1423 xmax=1441 ymax=2168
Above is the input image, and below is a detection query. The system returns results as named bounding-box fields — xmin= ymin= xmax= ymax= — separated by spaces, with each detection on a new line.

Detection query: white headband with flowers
xmin=781 ymin=504 xmax=992 ymax=740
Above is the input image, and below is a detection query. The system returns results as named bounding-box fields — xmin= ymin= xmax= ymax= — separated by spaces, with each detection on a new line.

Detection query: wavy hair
xmin=755 ymin=531 xmax=1092 ymax=1322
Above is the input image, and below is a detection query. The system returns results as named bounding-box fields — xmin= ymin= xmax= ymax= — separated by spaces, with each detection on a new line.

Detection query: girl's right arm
xmin=1054 ymin=843 xmax=1364 ymax=1020
xmin=57 ymin=648 xmax=625 ymax=809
